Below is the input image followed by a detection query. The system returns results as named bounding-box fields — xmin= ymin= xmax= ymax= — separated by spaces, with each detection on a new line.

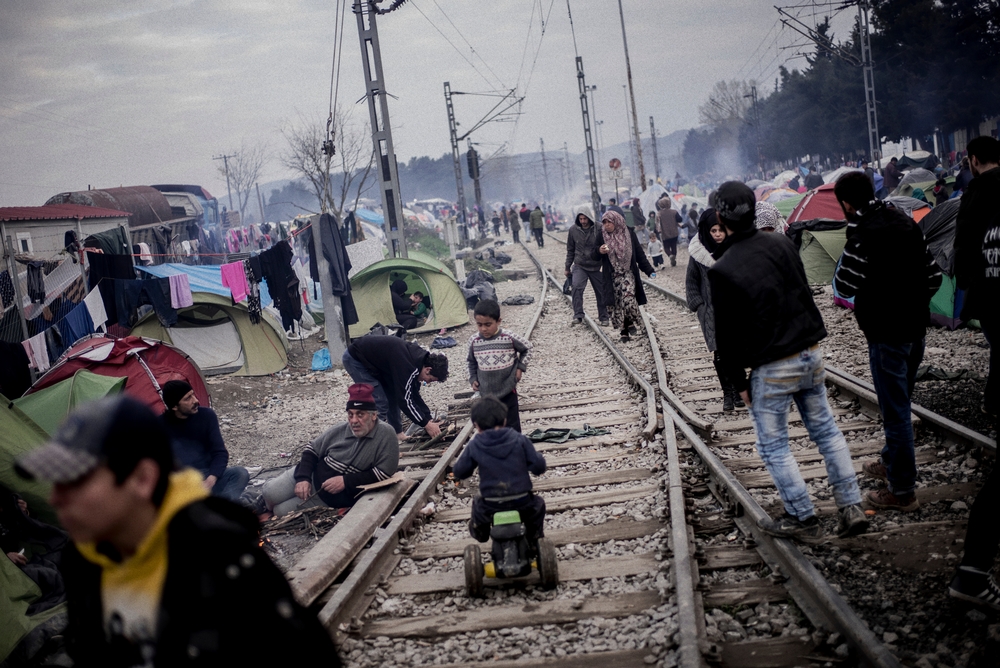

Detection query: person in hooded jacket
xmin=655 ymin=196 xmax=681 ymax=266
xmin=685 ymin=208 xmax=744 ymax=413
xmin=390 ymin=279 xmax=417 ymax=329
xmin=509 ymin=206 xmax=522 ymax=243
xmin=565 ymin=209 xmax=610 ymax=326
xmin=594 ymin=210 xmax=656 ymax=342
xmin=453 ymin=398 xmax=547 ymax=546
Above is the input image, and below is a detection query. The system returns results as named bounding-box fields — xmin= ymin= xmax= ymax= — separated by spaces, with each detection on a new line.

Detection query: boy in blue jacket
xmin=453 ymin=397 xmax=547 ymax=544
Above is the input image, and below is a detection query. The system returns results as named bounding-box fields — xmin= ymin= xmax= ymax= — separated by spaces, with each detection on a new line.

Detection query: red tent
xmin=787 ymin=183 xmax=846 ymax=224
xmin=25 ymin=335 xmax=210 ymax=411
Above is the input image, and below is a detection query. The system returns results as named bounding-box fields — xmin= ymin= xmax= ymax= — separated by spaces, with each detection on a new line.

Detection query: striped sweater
xmin=467 ymin=328 xmax=532 ymax=398
xmin=293 ymin=421 xmax=399 ymax=504
xmin=833 ymin=201 xmax=942 ymax=343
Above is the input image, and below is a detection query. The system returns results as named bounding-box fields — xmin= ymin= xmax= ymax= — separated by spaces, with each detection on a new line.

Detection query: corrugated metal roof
xmin=44 ymin=186 xmax=176 ymax=228
xmin=0 ymin=204 xmax=131 ymax=222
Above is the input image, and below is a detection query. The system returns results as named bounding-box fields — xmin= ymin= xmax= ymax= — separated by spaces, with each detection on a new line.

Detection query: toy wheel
xmin=537 ymin=538 xmax=559 ymax=590
xmin=464 ymin=544 xmax=484 ymax=598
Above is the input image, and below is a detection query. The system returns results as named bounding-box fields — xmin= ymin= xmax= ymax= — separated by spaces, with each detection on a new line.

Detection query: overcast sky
xmin=0 ymin=0 xmax=855 ymax=207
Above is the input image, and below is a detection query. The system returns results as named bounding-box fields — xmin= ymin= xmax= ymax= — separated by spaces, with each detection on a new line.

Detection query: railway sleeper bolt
xmin=348 ymin=616 xmax=363 ymax=634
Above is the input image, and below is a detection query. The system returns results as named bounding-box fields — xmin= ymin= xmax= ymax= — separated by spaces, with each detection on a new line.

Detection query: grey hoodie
xmin=565 ymin=214 xmax=602 ymax=271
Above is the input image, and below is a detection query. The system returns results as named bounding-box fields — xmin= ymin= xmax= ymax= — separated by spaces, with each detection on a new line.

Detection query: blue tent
xmin=138 ymin=263 xmax=272 ymax=307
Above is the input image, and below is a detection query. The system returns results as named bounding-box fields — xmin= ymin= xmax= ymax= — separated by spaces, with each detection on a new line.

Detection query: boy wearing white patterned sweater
xmin=467 ymin=299 xmax=533 ymax=432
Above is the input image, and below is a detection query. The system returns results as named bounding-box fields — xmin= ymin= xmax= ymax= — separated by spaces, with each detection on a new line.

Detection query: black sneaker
xmin=949 ymin=567 xmax=1000 ymax=611
xmin=627 ymin=325 xmax=637 ymax=335
xmin=599 ymin=318 xmax=610 ymax=327
xmin=722 ymin=392 xmax=735 ymax=412
xmin=757 ymin=513 xmax=826 ymax=545
xmin=733 ymin=393 xmax=745 ymax=409
xmin=837 ymin=504 xmax=870 ymax=538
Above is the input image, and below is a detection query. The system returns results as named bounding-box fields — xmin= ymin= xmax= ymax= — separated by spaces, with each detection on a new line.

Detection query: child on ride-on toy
xmin=453 ymin=397 xmax=547 ymax=546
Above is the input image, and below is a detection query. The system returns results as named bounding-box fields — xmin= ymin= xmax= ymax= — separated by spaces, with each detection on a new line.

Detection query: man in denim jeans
xmin=709 ymin=181 xmax=868 ymax=543
xmin=833 ymin=172 xmax=942 ymax=512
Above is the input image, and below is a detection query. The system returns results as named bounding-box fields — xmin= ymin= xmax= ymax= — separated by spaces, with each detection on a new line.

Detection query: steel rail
xmin=319 ymin=244 xmax=550 ymax=633
xmin=520 ymin=241 xmax=659 ymax=440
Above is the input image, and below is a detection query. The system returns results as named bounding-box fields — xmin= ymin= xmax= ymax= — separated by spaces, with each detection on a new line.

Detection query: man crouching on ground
xmin=708 ymin=181 xmax=868 ymax=544
xmin=453 ymin=397 xmax=547 ymax=546
xmin=15 ymin=395 xmax=338 ymax=667
xmin=261 ymin=383 xmax=399 ymax=518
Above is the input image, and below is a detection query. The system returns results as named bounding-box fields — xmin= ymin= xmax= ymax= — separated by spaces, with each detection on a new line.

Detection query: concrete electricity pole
xmin=616 ymin=0 xmax=646 ymax=191
xmin=212 ymin=153 xmax=235 ymax=221
xmin=539 ymin=138 xmax=552 ymax=204
xmin=649 ymin=116 xmax=660 ymax=183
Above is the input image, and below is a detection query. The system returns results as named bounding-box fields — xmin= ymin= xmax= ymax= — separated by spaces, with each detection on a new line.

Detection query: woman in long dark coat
xmin=594 ymin=210 xmax=656 ymax=342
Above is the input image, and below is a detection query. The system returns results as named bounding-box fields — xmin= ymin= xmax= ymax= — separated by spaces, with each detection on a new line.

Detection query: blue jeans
xmin=341 ymin=349 xmax=393 ymax=428
xmin=209 ymin=466 xmax=249 ymax=501
xmin=749 ymin=346 xmax=861 ymax=520
xmin=868 ymin=339 xmax=924 ymax=497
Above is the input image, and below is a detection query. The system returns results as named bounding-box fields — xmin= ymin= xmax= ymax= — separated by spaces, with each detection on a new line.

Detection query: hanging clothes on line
xmin=25 ymin=331 xmax=49 ymax=372
xmin=55 ymin=302 xmax=94 ymax=358
xmin=0 ymin=270 xmax=14 ymax=308
xmin=26 ymin=261 xmax=46 ymax=303
xmin=83 ymin=287 xmax=108 ymax=331
xmin=316 ymin=213 xmax=359 ymax=326
xmin=168 ymin=274 xmax=194 ymax=309
xmin=244 ymin=258 xmax=262 ymax=325
xmin=87 ymin=252 xmax=135 ymax=326
xmin=115 ymin=278 xmax=177 ymax=328
xmin=221 ymin=261 xmax=249 ymax=304
xmin=0 ymin=341 xmax=32 ymax=398
xmin=259 ymin=240 xmax=301 ymax=331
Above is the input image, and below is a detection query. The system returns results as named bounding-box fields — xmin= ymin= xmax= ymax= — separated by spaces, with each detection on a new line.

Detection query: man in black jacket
xmin=833 ymin=172 xmax=942 ymax=512
xmin=15 ymin=396 xmax=338 ymax=668
xmin=709 ymin=181 xmax=867 ymax=544
xmin=342 ymin=335 xmax=448 ymax=440
xmin=565 ymin=208 xmax=610 ymax=326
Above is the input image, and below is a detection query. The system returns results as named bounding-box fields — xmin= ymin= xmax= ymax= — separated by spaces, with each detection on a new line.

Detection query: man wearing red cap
xmin=260 ymin=384 xmax=399 ymax=517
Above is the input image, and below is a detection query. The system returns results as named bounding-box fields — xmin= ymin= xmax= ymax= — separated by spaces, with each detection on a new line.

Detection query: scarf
xmin=697 ymin=208 xmax=724 ymax=256
xmin=601 ymin=211 xmax=632 ymax=270
xmin=754 ymin=201 xmax=786 ymax=232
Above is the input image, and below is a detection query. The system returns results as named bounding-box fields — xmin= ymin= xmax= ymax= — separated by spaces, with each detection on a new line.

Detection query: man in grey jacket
xmin=565 ymin=207 xmax=610 ymax=326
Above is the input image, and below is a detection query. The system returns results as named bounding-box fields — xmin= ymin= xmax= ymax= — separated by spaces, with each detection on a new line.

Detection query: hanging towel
xmin=181 ymin=240 xmax=192 ymax=255
xmin=83 ymin=287 xmax=109 ymax=331
xmin=137 ymin=242 xmax=153 ymax=265
xmin=26 ymin=332 xmax=49 ymax=372
xmin=221 ymin=261 xmax=249 ymax=303
xmin=168 ymin=274 xmax=194 ymax=308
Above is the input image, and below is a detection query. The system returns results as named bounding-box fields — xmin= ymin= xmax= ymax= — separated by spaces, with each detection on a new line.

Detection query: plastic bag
xmin=311 ymin=348 xmax=332 ymax=371
xmin=562 ymin=277 xmax=572 ymax=295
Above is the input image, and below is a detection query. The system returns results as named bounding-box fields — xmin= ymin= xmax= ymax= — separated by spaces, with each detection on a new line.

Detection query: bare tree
xmin=217 ymin=140 xmax=268 ymax=221
xmin=698 ymin=80 xmax=756 ymax=127
xmin=280 ymin=109 xmax=376 ymax=222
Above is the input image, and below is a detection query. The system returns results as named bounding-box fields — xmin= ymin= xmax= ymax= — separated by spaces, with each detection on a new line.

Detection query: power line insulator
xmin=322 ymin=139 xmax=336 ymax=157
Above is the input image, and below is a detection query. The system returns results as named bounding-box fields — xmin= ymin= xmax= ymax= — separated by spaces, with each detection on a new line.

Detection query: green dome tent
xmin=349 ymin=257 xmax=469 ymax=337
xmin=14 ymin=370 xmax=126 ymax=436
xmin=800 ymin=228 xmax=848 ymax=285
xmin=0 ymin=398 xmax=55 ymax=525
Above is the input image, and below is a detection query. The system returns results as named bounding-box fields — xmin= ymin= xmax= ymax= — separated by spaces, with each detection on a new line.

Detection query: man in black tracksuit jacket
xmin=833 ymin=172 xmax=942 ymax=513
xmin=342 ymin=335 xmax=449 ymax=439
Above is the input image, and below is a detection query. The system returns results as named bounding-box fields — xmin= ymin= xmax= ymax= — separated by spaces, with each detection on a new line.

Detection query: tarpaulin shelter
xmin=130 ymin=292 xmax=288 ymax=376
xmin=918 ymin=197 xmax=966 ymax=329
xmin=348 ymin=258 xmax=468 ymax=337
xmin=0 ymin=398 xmax=54 ymax=525
xmin=800 ymin=228 xmax=848 ymax=285
xmin=138 ymin=263 xmax=273 ymax=307
xmin=787 ymin=184 xmax=846 ymax=225
xmin=13 ymin=370 xmax=125 ymax=436
xmin=24 ymin=336 xmax=210 ymax=411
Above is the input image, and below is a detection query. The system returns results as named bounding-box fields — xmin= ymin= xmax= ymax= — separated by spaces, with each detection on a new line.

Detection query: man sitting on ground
xmin=260 ymin=384 xmax=399 ymax=518
xmin=161 ymin=380 xmax=249 ymax=502
xmin=15 ymin=396 xmax=338 ymax=667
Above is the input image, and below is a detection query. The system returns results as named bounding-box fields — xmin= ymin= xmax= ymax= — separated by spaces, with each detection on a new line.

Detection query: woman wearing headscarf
xmin=754 ymin=201 xmax=787 ymax=233
xmin=594 ymin=210 xmax=656 ymax=341
xmin=685 ymin=208 xmax=744 ymax=412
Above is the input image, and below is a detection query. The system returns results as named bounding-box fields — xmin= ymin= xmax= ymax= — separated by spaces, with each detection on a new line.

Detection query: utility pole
xmin=744 ymin=85 xmax=764 ymax=178
xmin=649 ymin=116 xmax=660 ymax=183
xmin=622 ymin=85 xmax=637 ymax=186
xmin=353 ymin=0 xmax=407 ymax=258
xmin=539 ymin=138 xmax=552 ymax=204
xmin=616 ymin=0 xmax=646 ymax=191
xmin=587 ymin=85 xmax=603 ymax=196
xmin=212 ymin=153 xmax=235 ymax=219
xmin=567 ymin=1 xmax=601 ymax=217
xmin=858 ymin=0 xmax=882 ymax=168
xmin=255 ymin=182 xmax=266 ymax=224
xmin=563 ymin=142 xmax=573 ymax=190
xmin=443 ymin=82 xmax=467 ymax=252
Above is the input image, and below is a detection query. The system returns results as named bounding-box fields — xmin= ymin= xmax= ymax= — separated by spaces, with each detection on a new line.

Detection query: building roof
xmin=0 ymin=204 xmax=130 ymax=222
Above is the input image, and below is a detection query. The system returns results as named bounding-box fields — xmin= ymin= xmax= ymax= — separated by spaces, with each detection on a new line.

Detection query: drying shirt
xmin=467 ymin=328 xmax=532 ymax=399
xmin=75 ymin=470 xmax=207 ymax=662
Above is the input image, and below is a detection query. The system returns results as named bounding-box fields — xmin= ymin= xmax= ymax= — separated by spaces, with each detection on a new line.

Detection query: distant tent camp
xmin=130 ymin=292 xmax=288 ymax=376
xmin=14 ymin=370 xmax=125 ymax=436
xmin=919 ymin=197 xmax=966 ymax=329
xmin=24 ymin=336 xmax=210 ymax=412
xmin=348 ymin=258 xmax=468 ymax=337
xmin=894 ymin=168 xmax=937 ymax=196
xmin=0 ymin=399 xmax=54 ymax=525
xmin=787 ymin=184 xmax=845 ymax=225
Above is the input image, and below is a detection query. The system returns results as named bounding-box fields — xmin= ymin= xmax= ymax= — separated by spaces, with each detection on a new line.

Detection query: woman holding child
xmin=595 ymin=210 xmax=656 ymax=342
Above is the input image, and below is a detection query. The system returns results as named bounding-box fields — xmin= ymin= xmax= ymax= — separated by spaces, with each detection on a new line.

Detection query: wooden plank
xmin=520 ymin=384 xmax=621 ymax=398
xmin=701 ymin=546 xmax=763 ymax=571
xmin=443 ymin=649 xmax=652 ymax=668
xmin=720 ymin=637 xmax=818 ymax=668
xmin=523 ymin=414 xmax=644 ymax=430
xmin=703 ymin=579 xmax=788 ymax=608
xmin=433 ymin=482 xmax=658 ymax=523
xmin=675 ymin=381 xmax=721 ymax=393
xmin=684 ymin=390 xmax=723 ymax=402
xmin=520 ymin=394 xmax=633 ymax=411
xmin=670 ymin=361 xmax=717 ymax=373
xmin=713 ymin=408 xmax=850 ymax=432
xmin=723 ymin=441 xmax=882 ymax=472
xmin=457 ymin=467 xmax=652 ymax=497
xmin=533 ymin=435 xmax=632 ymax=452
xmin=737 ymin=450 xmax=938 ymax=488
xmin=520 ymin=376 xmax=613 ymax=390
xmin=384 ymin=553 xmax=658 ymax=595
xmin=520 ymin=402 xmax=634 ymax=421
xmin=545 ymin=448 xmax=634 ymax=468
xmin=286 ymin=479 xmax=415 ymax=607
xmin=411 ymin=518 xmax=663 ymax=559
xmin=361 ymin=590 xmax=663 ymax=638
xmin=710 ymin=421 xmax=877 ymax=447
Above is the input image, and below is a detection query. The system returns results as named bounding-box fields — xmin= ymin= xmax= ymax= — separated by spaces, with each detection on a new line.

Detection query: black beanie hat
xmin=714 ymin=181 xmax=757 ymax=232
xmin=162 ymin=380 xmax=193 ymax=409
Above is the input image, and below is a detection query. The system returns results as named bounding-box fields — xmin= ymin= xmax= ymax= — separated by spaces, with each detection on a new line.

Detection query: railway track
xmin=274 ymin=233 xmax=995 ymax=667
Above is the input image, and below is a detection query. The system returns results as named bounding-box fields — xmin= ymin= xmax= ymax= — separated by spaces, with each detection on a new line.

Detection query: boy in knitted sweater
xmin=467 ymin=299 xmax=533 ymax=432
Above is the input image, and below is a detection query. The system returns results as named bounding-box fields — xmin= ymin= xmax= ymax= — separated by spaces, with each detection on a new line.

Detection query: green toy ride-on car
xmin=463 ymin=509 xmax=558 ymax=597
